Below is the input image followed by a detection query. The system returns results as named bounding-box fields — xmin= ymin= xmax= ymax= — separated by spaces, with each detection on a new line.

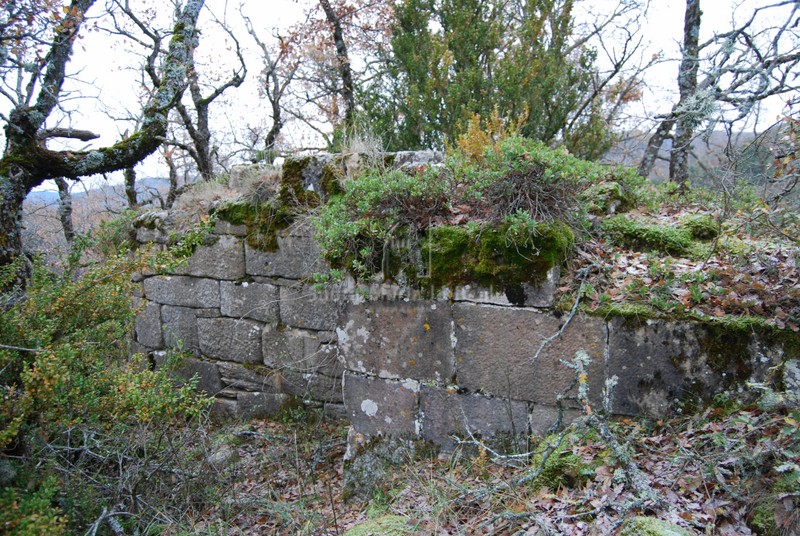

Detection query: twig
xmin=0 ymin=343 xmax=40 ymax=353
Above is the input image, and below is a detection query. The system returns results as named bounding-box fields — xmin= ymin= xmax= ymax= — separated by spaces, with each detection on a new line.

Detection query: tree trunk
xmin=638 ymin=116 xmax=676 ymax=178
xmin=319 ymin=0 xmax=355 ymax=127
xmin=0 ymin=0 xmax=205 ymax=273
xmin=54 ymin=178 xmax=75 ymax=247
xmin=670 ymin=0 xmax=702 ymax=186
xmin=124 ymin=167 xmax=138 ymax=208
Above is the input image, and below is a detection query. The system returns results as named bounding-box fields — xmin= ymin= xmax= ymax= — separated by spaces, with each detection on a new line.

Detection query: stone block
xmin=337 ymin=301 xmax=454 ymax=382
xmin=451 ymin=266 xmax=558 ymax=308
xmin=419 ymin=385 xmax=528 ymax=450
xmin=245 ymin=229 xmax=328 ymax=279
xmin=154 ymin=354 xmax=222 ymax=396
xmin=453 ymin=304 xmax=606 ymax=405
xmin=343 ymin=373 xmax=419 ymax=438
xmin=136 ymin=227 xmax=167 ymax=244
xmin=218 ymin=361 xmax=277 ymax=392
xmin=221 ymin=280 xmax=279 ymax=323
xmin=529 ymin=404 xmax=581 ymax=438
xmin=161 ymin=305 xmax=200 ymax=352
xmin=277 ymin=370 xmax=343 ymax=404
xmin=143 ymin=275 xmax=220 ymax=308
xmin=198 ymin=317 xmax=263 ymax=363
xmin=262 ymin=327 xmax=340 ymax=375
xmin=279 ymin=284 xmax=345 ymax=331
xmin=174 ymin=235 xmax=245 ymax=280
xmin=214 ymin=220 xmax=247 ymax=237
xmin=237 ymin=391 xmax=290 ymax=419
xmin=135 ymin=301 xmax=162 ymax=348
xmin=210 ymin=398 xmax=238 ymax=421
xmin=606 ymin=317 xmax=714 ymax=416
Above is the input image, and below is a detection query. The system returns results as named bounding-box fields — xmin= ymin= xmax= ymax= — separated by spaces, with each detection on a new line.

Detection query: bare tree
xmin=639 ymin=0 xmax=800 ymax=186
xmin=106 ymin=0 xmax=246 ymax=182
xmin=0 ymin=0 xmax=205 ymax=275
xmin=319 ymin=0 xmax=355 ymax=128
xmin=242 ymin=11 xmax=300 ymax=162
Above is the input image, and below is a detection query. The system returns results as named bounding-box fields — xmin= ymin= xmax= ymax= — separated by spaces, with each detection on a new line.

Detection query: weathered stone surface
xmin=213 ymin=220 xmax=247 ymax=237
xmin=210 ymin=397 xmax=238 ymax=421
xmin=143 ymin=275 xmax=220 ymax=308
xmin=392 ymin=150 xmax=444 ymax=168
xmin=453 ymin=304 xmax=606 ymax=405
xmin=237 ymin=391 xmax=290 ymax=419
xmin=451 ymin=266 xmax=559 ymax=308
xmin=338 ymin=301 xmax=454 ymax=382
xmin=280 ymin=284 xmax=345 ymax=331
xmin=135 ymin=227 xmax=167 ymax=244
xmin=153 ymin=354 xmax=222 ymax=396
xmin=607 ymin=317 xmax=717 ymax=416
xmin=198 ymin=318 xmax=263 ymax=363
xmin=283 ymin=154 xmax=334 ymax=194
xmin=221 ymin=280 xmax=279 ymax=323
xmin=263 ymin=327 xmax=340 ymax=374
xmin=419 ymin=385 xmax=528 ymax=450
xmin=276 ymin=370 xmax=343 ymax=403
xmin=174 ymin=235 xmax=245 ymax=280
xmin=218 ymin=361 xmax=277 ymax=392
xmin=529 ymin=404 xmax=582 ymax=438
xmin=135 ymin=301 xmax=162 ymax=348
xmin=161 ymin=305 xmax=200 ymax=352
xmin=343 ymin=373 xmax=419 ymax=437
xmin=245 ymin=223 xmax=328 ymax=279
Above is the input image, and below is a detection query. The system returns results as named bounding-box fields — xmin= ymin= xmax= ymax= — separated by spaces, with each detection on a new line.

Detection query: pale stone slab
xmin=198 ymin=317 xmax=263 ymax=363
xmin=343 ymin=373 xmax=419 ymax=438
xmin=245 ymin=233 xmax=328 ymax=279
xmin=143 ymin=275 xmax=220 ymax=308
xmin=453 ymin=304 xmax=606 ymax=405
xmin=338 ymin=301 xmax=454 ymax=382
xmin=135 ymin=301 xmax=162 ymax=348
xmin=175 ymin=235 xmax=246 ymax=280
xmin=419 ymin=385 xmax=528 ymax=451
xmin=279 ymin=284 xmax=344 ymax=331
xmin=220 ymin=280 xmax=279 ymax=323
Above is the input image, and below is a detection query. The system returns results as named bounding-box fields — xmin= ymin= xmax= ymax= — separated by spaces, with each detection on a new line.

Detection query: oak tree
xmin=0 ymin=0 xmax=206 ymax=274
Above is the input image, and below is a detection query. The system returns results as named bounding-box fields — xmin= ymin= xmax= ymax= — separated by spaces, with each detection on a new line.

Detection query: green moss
xmin=213 ymin=200 xmax=296 ymax=252
xmin=592 ymin=302 xmax=658 ymax=322
xmin=618 ymin=516 xmax=693 ymax=536
xmin=601 ymin=215 xmax=695 ymax=256
xmin=681 ymin=213 xmax=719 ymax=240
xmin=417 ymin=222 xmax=572 ymax=292
xmin=320 ymin=159 xmax=345 ymax=199
xmin=344 ymin=515 xmax=416 ymax=536
xmin=528 ymin=433 xmax=597 ymax=491
xmin=579 ymin=181 xmax=634 ymax=215
xmin=281 ymin=156 xmax=321 ymax=207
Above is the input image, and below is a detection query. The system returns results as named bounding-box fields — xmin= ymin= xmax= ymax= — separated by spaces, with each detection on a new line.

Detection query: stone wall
xmin=131 ymin=154 xmax=798 ymax=452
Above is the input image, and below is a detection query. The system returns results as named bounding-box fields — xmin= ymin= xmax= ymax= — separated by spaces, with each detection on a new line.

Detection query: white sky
xmin=32 ymin=0 xmax=797 ymax=190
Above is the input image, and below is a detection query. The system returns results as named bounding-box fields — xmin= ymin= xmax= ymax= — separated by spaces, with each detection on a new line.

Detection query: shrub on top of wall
xmin=313 ymin=135 xmax=642 ymax=284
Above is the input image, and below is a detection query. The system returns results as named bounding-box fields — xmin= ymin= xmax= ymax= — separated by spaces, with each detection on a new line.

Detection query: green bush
xmin=0 ymin=240 xmax=212 ymax=532
xmin=314 ymin=135 xmax=641 ymax=282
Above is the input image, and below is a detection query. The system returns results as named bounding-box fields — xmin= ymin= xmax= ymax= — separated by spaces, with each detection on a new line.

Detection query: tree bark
xmin=54 ymin=178 xmax=75 ymax=247
xmin=0 ymin=0 xmax=205 ymax=272
xmin=124 ymin=167 xmax=138 ymax=209
xmin=319 ymin=0 xmax=355 ymax=127
xmin=670 ymin=0 xmax=701 ymax=186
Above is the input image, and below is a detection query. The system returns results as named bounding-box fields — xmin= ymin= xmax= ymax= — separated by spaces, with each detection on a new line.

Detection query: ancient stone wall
xmin=131 ymin=154 xmax=798 ymax=452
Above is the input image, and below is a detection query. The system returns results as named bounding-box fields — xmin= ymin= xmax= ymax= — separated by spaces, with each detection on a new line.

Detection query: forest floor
xmin=181 ymin=398 xmax=799 ymax=535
